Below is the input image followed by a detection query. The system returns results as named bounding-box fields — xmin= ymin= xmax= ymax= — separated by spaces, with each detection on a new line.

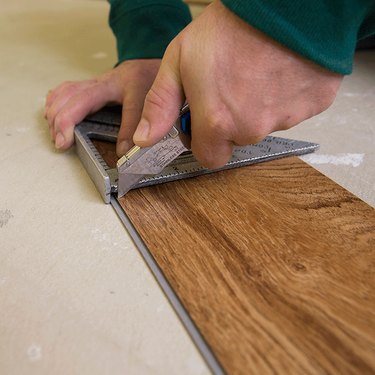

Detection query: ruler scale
xmin=75 ymin=106 xmax=319 ymax=203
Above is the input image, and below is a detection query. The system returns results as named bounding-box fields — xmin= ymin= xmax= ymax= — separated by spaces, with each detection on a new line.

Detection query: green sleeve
xmin=109 ymin=0 xmax=192 ymax=63
xmin=221 ymin=0 xmax=375 ymax=74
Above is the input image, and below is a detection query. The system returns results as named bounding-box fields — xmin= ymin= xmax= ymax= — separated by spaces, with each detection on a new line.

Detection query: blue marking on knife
xmin=180 ymin=109 xmax=191 ymax=135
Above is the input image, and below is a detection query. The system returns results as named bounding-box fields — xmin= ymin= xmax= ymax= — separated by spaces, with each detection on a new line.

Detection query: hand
xmin=132 ymin=0 xmax=343 ymax=168
xmin=44 ymin=59 xmax=161 ymax=155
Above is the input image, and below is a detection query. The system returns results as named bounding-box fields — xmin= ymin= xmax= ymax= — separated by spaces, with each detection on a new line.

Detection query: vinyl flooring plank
xmin=92 ymin=139 xmax=375 ymax=374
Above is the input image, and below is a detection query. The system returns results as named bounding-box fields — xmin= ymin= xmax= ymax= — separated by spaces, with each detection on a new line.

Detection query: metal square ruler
xmin=74 ymin=106 xmax=319 ymax=203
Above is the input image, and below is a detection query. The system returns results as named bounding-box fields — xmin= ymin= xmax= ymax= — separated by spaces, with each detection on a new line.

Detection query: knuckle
xmin=254 ymin=110 xmax=275 ymax=134
xmin=63 ymin=80 xmax=96 ymax=96
xmin=54 ymin=111 xmax=73 ymax=131
xmin=75 ymin=85 xmax=100 ymax=107
xmin=235 ymin=132 xmax=266 ymax=145
xmin=55 ymin=80 xmax=75 ymax=92
xmin=234 ymin=112 xmax=273 ymax=144
xmin=200 ymin=158 xmax=216 ymax=169
xmin=80 ymin=87 xmax=95 ymax=103
xmin=205 ymin=109 xmax=233 ymax=139
xmin=319 ymin=88 xmax=337 ymax=111
xmin=203 ymin=108 xmax=271 ymax=146
xmin=200 ymin=156 xmax=227 ymax=169
xmin=196 ymin=147 xmax=231 ymax=169
xmin=46 ymin=105 xmax=60 ymax=127
xmin=313 ymin=78 xmax=341 ymax=114
xmin=145 ymin=86 xmax=171 ymax=112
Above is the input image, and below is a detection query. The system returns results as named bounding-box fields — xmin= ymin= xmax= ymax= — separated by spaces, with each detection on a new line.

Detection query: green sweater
xmin=109 ymin=0 xmax=375 ymax=74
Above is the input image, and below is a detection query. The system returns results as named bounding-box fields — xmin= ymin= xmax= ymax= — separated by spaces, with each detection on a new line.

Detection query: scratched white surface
xmin=0 ymin=0 xmax=374 ymax=374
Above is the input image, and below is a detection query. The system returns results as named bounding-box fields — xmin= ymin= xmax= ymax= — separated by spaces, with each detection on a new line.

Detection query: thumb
xmin=133 ymin=42 xmax=185 ymax=147
xmin=116 ymin=82 xmax=149 ymax=156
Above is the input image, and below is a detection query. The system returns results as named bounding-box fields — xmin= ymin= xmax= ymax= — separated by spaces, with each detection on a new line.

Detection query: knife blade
xmin=117 ymin=104 xmax=191 ymax=198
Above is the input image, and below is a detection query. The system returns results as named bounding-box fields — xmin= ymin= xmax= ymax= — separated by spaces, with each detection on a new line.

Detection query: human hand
xmin=44 ymin=59 xmax=161 ymax=155
xmin=132 ymin=0 xmax=343 ymax=168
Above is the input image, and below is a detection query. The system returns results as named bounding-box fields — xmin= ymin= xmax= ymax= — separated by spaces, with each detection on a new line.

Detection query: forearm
xmin=221 ymin=0 xmax=375 ymax=74
xmin=109 ymin=0 xmax=192 ymax=63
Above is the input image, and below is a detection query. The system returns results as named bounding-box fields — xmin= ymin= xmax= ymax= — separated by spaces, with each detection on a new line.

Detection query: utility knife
xmin=117 ymin=104 xmax=191 ymax=198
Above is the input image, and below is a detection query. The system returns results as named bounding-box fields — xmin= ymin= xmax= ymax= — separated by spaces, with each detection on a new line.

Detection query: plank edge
xmin=110 ymin=197 xmax=226 ymax=375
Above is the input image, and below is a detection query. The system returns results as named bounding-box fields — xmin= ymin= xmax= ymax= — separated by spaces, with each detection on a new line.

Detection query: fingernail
xmin=117 ymin=140 xmax=132 ymax=156
xmin=55 ymin=132 xmax=65 ymax=149
xmin=133 ymin=119 xmax=150 ymax=143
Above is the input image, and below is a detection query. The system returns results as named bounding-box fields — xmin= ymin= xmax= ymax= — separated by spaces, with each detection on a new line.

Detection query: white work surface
xmin=0 ymin=1 xmax=374 ymax=374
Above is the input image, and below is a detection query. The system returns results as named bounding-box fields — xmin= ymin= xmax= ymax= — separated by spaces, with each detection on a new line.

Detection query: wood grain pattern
xmin=93 ymin=140 xmax=375 ymax=374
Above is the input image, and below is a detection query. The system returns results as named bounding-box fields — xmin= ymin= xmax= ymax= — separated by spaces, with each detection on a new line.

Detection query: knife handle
xmin=180 ymin=107 xmax=191 ymax=135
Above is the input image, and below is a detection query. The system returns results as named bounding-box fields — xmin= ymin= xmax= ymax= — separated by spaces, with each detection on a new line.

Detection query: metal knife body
xmin=117 ymin=105 xmax=191 ymax=198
